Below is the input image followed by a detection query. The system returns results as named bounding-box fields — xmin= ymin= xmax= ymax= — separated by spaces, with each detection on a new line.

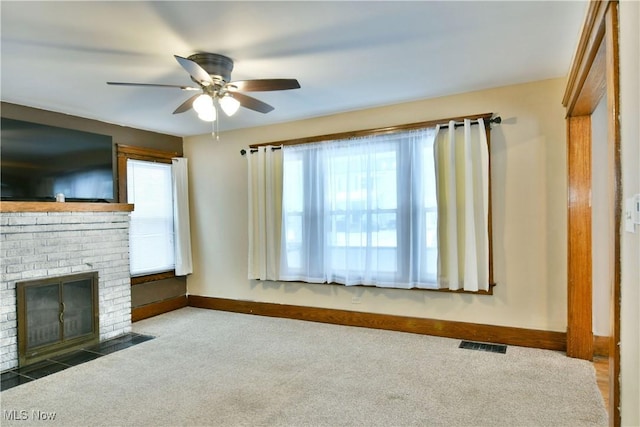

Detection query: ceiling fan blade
xmin=173 ymin=93 xmax=201 ymax=114
xmin=174 ymin=55 xmax=214 ymax=86
xmin=232 ymin=92 xmax=275 ymax=114
xmin=107 ymin=82 xmax=199 ymax=90
xmin=228 ymin=79 xmax=300 ymax=92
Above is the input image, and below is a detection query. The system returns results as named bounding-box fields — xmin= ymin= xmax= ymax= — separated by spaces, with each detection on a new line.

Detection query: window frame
xmin=116 ymin=144 xmax=178 ymax=285
xmin=251 ymin=113 xmax=496 ymax=294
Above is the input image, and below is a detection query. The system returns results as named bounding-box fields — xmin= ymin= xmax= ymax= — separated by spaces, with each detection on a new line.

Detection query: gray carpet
xmin=1 ymin=307 xmax=607 ymax=426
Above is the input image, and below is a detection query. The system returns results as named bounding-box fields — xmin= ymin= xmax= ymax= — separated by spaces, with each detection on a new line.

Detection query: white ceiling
xmin=1 ymin=1 xmax=588 ymax=137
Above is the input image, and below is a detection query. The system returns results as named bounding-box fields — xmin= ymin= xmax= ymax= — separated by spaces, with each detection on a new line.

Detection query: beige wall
xmin=619 ymin=1 xmax=640 ymax=425
xmin=591 ymin=96 xmax=613 ymax=337
xmin=184 ymin=77 xmax=568 ymax=332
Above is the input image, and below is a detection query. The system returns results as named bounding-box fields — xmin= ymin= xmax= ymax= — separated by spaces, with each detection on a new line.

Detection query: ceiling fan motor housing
xmin=188 ymin=53 xmax=234 ymax=83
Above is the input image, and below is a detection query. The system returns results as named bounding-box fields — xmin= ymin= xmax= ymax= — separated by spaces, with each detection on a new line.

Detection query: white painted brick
xmin=2 ymin=232 xmax=34 ymax=241
xmin=45 ymin=237 xmax=85 ymax=246
xmin=21 ymin=254 xmax=49 ymax=264
xmin=1 ymin=271 xmax=21 ymax=283
xmin=5 ymin=248 xmax=35 ymax=257
xmin=6 ymin=263 xmax=32 ymax=274
xmin=102 ymin=330 xmax=121 ymax=340
xmin=35 ymin=245 xmax=73 ymax=255
xmin=71 ymin=265 xmax=92 ymax=273
xmin=1 ymin=288 xmax=15 ymax=300
xmin=37 ymin=215 xmax=63 ymax=225
xmin=104 ymin=303 xmax=125 ymax=314
xmin=19 ymin=269 xmax=49 ymax=280
xmin=8 ymin=216 xmax=38 ymax=226
xmin=47 ymin=252 xmax=72 ymax=262
xmin=1 ymin=320 xmax=16 ymax=330
xmin=0 ymin=304 xmax=16 ymax=316
xmin=1 ymin=328 xmax=16 ymax=339
xmin=0 ymin=240 xmax=26 ymax=249
xmin=2 ymin=256 xmax=23 ymax=268
xmin=2 ymin=335 xmax=18 ymax=345
xmin=46 ymin=266 xmax=73 ymax=276
xmin=1 ymin=210 xmax=132 ymax=370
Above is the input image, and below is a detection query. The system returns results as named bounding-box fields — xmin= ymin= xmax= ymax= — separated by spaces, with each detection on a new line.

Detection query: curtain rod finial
xmin=490 ymin=116 xmax=502 ymax=125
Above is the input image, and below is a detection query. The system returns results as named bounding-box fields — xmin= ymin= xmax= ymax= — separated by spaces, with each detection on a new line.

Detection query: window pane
xmin=372 ymin=150 xmax=397 ymax=210
xmin=127 ymin=159 xmax=175 ymax=276
xmin=371 ymin=212 xmax=396 ymax=247
xmin=280 ymin=128 xmax=438 ymax=287
xmin=283 ymin=213 xmax=302 ymax=270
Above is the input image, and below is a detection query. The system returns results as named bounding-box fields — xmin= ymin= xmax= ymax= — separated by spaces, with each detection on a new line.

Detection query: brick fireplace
xmin=0 ymin=203 xmax=133 ymax=371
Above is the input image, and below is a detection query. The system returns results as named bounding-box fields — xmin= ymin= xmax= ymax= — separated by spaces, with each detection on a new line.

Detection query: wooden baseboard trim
xmin=187 ymin=295 xmax=567 ymax=351
xmin=132 ymin=295 xmax=188 ymax=322
xmin=593 ymin=335 xmax=611 ymax=357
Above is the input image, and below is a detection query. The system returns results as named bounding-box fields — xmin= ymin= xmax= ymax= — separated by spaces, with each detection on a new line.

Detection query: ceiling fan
xmin=107 ymin=53 xmax=300 ymax=122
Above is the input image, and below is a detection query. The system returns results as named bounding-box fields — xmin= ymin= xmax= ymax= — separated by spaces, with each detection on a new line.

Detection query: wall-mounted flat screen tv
xmin=1 ymin=117 xmax=115 ymax=202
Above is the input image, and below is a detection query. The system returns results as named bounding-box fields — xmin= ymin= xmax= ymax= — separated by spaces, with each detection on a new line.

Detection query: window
xmin=248 ymin=114 xmax=494 ymax=292
xmin=117 ymin=145 xmax=178 ymax=279
xmin=127 ymin=160 xmax=175 ymax=276
xmin=279 ymin=128 xmax=439 ymax=288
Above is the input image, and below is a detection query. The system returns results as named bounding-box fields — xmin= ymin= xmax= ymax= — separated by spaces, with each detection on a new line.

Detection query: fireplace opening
xmin=17 ymin=272 xmax=100 ymax=367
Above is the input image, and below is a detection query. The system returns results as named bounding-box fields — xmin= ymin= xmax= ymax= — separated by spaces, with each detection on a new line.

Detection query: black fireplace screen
xmin=18 ymin=272 xmax=99 ymax=366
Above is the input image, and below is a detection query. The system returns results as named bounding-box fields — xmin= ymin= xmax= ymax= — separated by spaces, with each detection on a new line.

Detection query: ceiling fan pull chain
xmin=212 ymin=102 xmax=219 ymax=141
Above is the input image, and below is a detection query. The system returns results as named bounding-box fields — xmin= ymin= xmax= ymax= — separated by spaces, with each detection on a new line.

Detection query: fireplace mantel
xmin=0 ymin=202 xmax=134 ymax=213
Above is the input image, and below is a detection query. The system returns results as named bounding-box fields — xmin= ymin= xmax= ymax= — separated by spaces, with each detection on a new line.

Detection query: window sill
xmin=257 ymin=279 xmax=497 ymax=295
xmin=131 ymin=271 xmax=176 ymax=286
xmin=344 ymin=282 xmax=497 ymax=295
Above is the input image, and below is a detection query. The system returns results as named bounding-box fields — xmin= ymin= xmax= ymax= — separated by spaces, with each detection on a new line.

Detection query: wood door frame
xmin=562 ymin=1 xmax=620 ymax=426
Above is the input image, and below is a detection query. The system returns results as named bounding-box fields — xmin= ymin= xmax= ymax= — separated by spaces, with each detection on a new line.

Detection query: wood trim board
xmin=131 ymin=295 xmax=188 ymax=322
xmin=0 ymin=202 xmax=134 ymax=213
xmin=566 ymin=115 xmax=594 ymax=360
xmin=604 ymin=3 xmax=621 ymax=423
xmin=136 ymin=298 xmax=610 ymax=357
xmin=562 ymin=1 xmax=621 ymax=425
xmin=187 ymin=296 xmax=567 ymax=351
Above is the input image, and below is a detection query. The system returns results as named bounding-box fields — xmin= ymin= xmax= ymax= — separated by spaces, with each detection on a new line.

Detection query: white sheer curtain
xmin=433 ymin=119 xmax=489 ymax=291
xmin=279 ymin=129 xmax=439 ymax=288
xmin=172 ymin=157 xmax=193 ymax=276
xmin=247 ymin=146 xmax=283 ymax=280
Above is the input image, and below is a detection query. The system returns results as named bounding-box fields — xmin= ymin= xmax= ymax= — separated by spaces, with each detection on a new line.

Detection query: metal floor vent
xmin=459 ymin=340 xmax=507 ymax=354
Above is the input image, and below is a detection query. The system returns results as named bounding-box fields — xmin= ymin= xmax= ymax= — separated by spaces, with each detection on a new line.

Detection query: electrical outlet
xmin=625 ymin=194 xmax=640 ymax=233
xmin=351 ymin=296 xmax=362 ymax=304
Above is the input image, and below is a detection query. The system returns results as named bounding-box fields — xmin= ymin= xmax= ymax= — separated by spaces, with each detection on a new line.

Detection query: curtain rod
xmin=442 ymin=115 xmax=501 ymax=129
xmin=240 ymin=115 xmax=502 ymax=156
xmin=241 ymin=147 xmax=282 ymax=155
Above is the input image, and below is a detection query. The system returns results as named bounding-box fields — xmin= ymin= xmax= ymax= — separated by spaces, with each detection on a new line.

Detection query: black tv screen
xmin=1 ymin=117 xmax=115 ymax=202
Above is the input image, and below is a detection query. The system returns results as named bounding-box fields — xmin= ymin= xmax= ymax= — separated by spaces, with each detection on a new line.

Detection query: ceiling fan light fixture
xmin=193 ymin=94 xmax=216 ymax=121
xmin=107 ymin=52 xmax=301 ymax=123
xmin=219 ymin=95 xmax=241 ymax=117
xmin=197 ymin=109 xmax=216 ymax=122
